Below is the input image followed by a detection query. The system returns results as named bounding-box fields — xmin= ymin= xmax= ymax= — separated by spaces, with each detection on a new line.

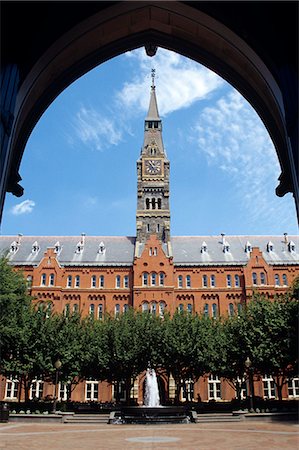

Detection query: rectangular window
xmin=112 ymin=381 xmax=126 ymax=402
xmin=208 ymin=375 xmax=221 ymax=400
xmin=263 ymin=375 xmax=276 ymax=399
xmin=116 ymin=275 xmax=121 ymax=288
xmin=186 ymin=275 xmax=191 ymax=288
xmin=181 ymin=379 xmax=194 ymax=402
xmin=5 ymin=379 xmax=19 ymax=399
xmin=288 ymin=378 xmax=299 ymax=398
xmin=30 ymin=380 xmax=44 ymax=400
xmin=85 ymin=380 xmax=99 ymax=401
xmin=235 ymin=377 xmax=247 ymax=400
xmin=124 ymin=275 xmax=129 ymax=288
xmin=59 ymin=382 xmax=68 ymax=401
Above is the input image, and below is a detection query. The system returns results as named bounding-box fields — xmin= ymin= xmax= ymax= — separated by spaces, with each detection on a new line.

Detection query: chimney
xmin=284 ymin=232 xmax=288 ymax=244
xmin=17 ymin=233 xmax=23 ymax=245
xmin=81 ymin=232 xmax=86 ymax=246
xmin=221 ymin=233 xmax=225 ymax=244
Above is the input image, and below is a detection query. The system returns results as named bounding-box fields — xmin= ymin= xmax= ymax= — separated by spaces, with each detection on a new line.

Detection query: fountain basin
xmin=113 ymin=405 xmax=194 ymax=424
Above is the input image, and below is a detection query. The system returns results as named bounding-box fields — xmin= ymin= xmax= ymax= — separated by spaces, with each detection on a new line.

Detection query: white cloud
xmin=11 ymin=199 xmax=35 ymax=215
xmin=192 ymin=90 xmax=297 ymax=229
xmin=74 ymin=107 xmax=122 ymax=151
xmin=117 ymin=48 xmax=224 ymax=116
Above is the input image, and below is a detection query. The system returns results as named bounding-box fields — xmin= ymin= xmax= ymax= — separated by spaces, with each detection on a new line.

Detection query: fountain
xmin=110 ymin=368 xmax=195 ymax=424
xmin=144 ymin=368 xmax=160 ymax=407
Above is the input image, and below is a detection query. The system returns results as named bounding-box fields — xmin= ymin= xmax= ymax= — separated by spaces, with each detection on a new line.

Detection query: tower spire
xmin=146 ymin=69 xmax=160 ymax=121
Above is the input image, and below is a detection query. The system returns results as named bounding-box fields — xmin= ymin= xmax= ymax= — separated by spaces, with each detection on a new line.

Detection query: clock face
xmin=145 ymin=159 xmax=162 ymax=175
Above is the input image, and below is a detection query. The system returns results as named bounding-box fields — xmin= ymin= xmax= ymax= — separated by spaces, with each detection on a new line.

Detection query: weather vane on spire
xmin=151 ymin=68 xmax=156 ymax=88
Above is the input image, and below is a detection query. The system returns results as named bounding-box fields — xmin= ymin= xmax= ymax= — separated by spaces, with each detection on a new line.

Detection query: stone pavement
xmin=0 ymin=420 xmax=298 ymax=450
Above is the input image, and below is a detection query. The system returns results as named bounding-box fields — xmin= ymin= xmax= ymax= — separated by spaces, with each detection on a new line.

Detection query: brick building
xmin=0 ymin=76 xmax=298 ymax=405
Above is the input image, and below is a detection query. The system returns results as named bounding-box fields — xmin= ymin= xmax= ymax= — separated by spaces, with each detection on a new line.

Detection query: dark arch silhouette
xmin=1 ymin=1 xmax=298 ymax=220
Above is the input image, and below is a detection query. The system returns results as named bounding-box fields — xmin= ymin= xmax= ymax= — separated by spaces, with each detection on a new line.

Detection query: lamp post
xmin=52 ymin=359 xmax=62 ymax=413
xmin=245 ymin=356 xmax=254 ymax=412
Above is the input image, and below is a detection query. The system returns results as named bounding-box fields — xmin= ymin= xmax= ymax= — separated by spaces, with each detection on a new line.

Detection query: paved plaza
xmin=0 ymin=421 xmax=298 ymax=450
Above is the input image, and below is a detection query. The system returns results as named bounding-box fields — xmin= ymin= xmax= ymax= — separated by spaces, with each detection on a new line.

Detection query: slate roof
xmin=0 ymin=235 xmax=298 ymax=267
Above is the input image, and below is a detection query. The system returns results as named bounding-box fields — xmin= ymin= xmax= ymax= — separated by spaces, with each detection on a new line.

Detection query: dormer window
xmin=288 ymin=241 xmax=295 ymax=252
xmin=223 ymin=241 xmax=230 ymax=253
xmin=267 ymin=241 xmax=274 ymax=252
xmin=245 ymin=241 xmax=252 ymax=253
xmin=10 ymin=241 xmax=18 ymax=254
xmin=98 ymin=242 xmax=106 ymax=254
xmin=76 ymin=242 xmax=84 ymax=254
xmin=201 ymin=242 xmax=207 ymax=253
xmin=54 ymin=241 xmax=61 ymax=254
xmin=32 ymin=241 xmax=40 ymax=253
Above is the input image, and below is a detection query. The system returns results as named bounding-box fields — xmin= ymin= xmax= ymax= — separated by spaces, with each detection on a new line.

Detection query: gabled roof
xmin=0 ymin=235 xmax=298 ymax=267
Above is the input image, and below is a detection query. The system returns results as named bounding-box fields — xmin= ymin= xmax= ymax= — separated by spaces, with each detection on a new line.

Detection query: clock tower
xmin=136 ymin=70 xmax=170 ymax=244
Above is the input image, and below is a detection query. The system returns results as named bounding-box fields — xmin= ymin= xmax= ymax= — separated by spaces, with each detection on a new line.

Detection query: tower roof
xmin=145 ymin=69 xmax=160 ymax=121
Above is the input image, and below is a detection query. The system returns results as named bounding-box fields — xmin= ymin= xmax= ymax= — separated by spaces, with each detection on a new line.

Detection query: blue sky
xmin=1 ymin=48 xmax=298 ymax=237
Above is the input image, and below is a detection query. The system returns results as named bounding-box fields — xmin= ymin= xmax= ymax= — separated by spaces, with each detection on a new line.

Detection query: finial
xmin=151 ymin=68 xmax=156 ymax=89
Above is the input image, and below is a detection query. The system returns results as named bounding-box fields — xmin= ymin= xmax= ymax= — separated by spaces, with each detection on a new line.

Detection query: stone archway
xmin=2 ymin=1 xmax=298 ymax=218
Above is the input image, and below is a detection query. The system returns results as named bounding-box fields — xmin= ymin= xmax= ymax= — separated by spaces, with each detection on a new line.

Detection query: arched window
xmin=46 ymin=302 xmax=52 ymax=318
xmin=73 ymin=304 xmax=79 ymax=313
xmin=282 ymin=274 xmax=288 ymax=286
xmin=142 ymin=272 xmax=148 ymax=286
xmin=151 ymin=302 xmax=157 ymax=315
xmin=152 ymin=198 xmax=156 ymax=209
xmin=187 ymin=303 xmax=193 ymax=314
xmin=64 ymin=304 xmax=70 ymax=316
xmin=49 ymin=273 xmax=55 ymax=286
xmin=123 ymin=304 xmax=129 ymax=313
xmin=75 ymin=275 xmax=80 ymax=288
xmin=151 ymin=272 xmax=157 ymax=286
xmin=228 ymin=303 xmax=234 ymax=316
xmin=237 ymin=303 xmax=243 ymax=315
xmin=142 ymin=302 xmax=149 ymax=313
xmin=99 ymin=275 xmax=104 ymax=288
xmin=26 ymin=275 xmax=33 ymax=288
xmin=157 ymin=198 xmax=162 ymax=209
xmin=252 ymin=272 xmax=257 ymax=285
xmin=124 ymin=275 xmax=129 ymax=288
xmin=67 ymin=275 xmax=72 ymax=288
xmin=178 ymin=275 xmax=183 ymax=288
xmin=275 ymin=274 xmax=280 ymax=286
xmin=115 ymin=275 xmax=121 ymax=288
xmin=212 ymin=303 xmax=218 ymax=318
xmin=91 ymin=275 xmax=96 ymax=288
xmin=234 ymin=274 xmax=240 ymax=287
xmin=159 ymin=301 xmax=166 ymax=317
xmin=178 ymin=303 xmax=184 ymax=313
xmin=98 ymin=304 xmax=103 ymax=320
xmin=115 ymin=304 xmax=120 ymax=317
xmin=202 ymin=275 xmax=208 ymax=288
xmin=204 ymin=303 xmax=209 ymax=317
xmin=159 ymin=272 xmax=165 ymax=286
xmin=41 ymin=273 xmax=46 ymax=286
xmin=186 ymin=275 xmax=191 ymax=288
xmin=260 ymin=272 xmax=266 ymax=285
xmin=226 ymin=274 xmax=231 ymax=287
xmin=210 ymin=274 xmax=216 ymax=288
xmin=89 ymin=304 xmax=95 ymax=318
xmin=146 ymin=198 xmax=150 ymax=209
